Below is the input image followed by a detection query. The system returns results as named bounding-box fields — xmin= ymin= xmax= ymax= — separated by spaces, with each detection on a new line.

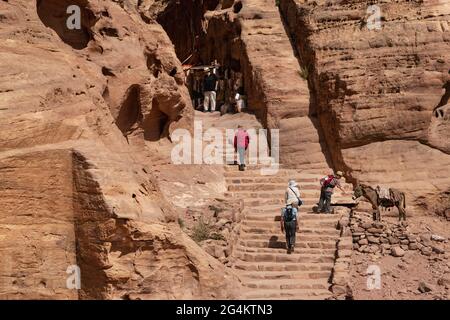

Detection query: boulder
xmin=358 ymin=239 xmax=369 ymax=245
xmin=379 ymin=237 xmax=389 ymax=244
xmin=220 ymin=228 xmax=230 ymax=239
xmin=334 ymin=206 xmax=351 ymax=216
xmin=421 ymin=247 xmax=433 ymax=256
xmin=361 ymin=222 xmax=373 ymax=229
xmin=372 ymin=222 xmax=385 ymax=229
xmin=437 ymin=275 xmax=450 ymax=288
xmin=420 ymin=234 xmax=432 ymax=246
xmin=358 ymin=245 xmax=367 ymax=253
xmin=338 ymin=217 xmax=350 ymax=229
xmin=352 ymin=227 xmax=365 ymax=233
xmin=432 ymin=245 xmax=445 ymax=254
xmin=367 ymin=236 xmax=380 ymax=244
xmin=388 ymin=237 xmax=400 ymax=245
xmin=216 ymin=218 xmax=230 ymax=228
xmin=391 ymin=246 xmax=405 ymax=257
xmin=431 ymin=234 xmax=446 ymax=242
xmin=418 ymin=281 xmax=435 ymax=293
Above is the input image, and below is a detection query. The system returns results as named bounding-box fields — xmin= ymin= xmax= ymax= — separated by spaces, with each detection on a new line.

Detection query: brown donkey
xmin=352 ymin=184 xmax=406 ymax=221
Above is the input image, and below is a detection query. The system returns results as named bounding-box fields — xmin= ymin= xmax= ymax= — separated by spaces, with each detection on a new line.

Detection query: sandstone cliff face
xmin=165 ymin=0 xmax=450 ymax=214
xmin=1 ymin=0 xmax=449 ymax=300
xmin=279 ymin=0 xmax=450 ymax=212
xmin=0 ymin=0 xmax=238 ymax=299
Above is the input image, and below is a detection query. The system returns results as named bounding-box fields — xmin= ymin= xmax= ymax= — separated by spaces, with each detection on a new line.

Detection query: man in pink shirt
xmin=233 ymin=125 xmax=250 ymax=171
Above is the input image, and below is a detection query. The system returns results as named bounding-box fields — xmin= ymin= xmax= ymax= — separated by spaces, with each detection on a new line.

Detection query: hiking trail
xmin=196 ymin=110 xmax=353 ymax=299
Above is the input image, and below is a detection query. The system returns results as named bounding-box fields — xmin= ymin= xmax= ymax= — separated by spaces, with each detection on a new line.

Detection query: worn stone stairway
xmin=225 ymin=165 xmax=353 ymax=300
xmin=194 ymin=110 xmax=353 ymax=299
xmin=191 ymin=91 xmax=351 ymax=300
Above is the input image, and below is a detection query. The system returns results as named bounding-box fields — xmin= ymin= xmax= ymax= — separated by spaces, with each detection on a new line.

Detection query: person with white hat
xmin=318 ymin=170 xmax=346 ymax=213
xmin=280 ymin=198 xmax=299 ymax=254
xmin=285 ymin=179 xmax=302 ymax=209
xmin=202 ymin=67 xmax=218 ymax=112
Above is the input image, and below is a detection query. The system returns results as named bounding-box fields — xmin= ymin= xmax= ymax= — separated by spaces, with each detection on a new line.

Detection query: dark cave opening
xmin=156 ymin=1 xmax=246 ymax=114
xmin=155 ymin=0 xmax=220 ymax=63
xmin=433 ymin=81 xmax=449 ymax=119
xmin=116 ymin=85 xmax=143 ymax=136
xmin=143 ymin=99 xmax=169 ymax=142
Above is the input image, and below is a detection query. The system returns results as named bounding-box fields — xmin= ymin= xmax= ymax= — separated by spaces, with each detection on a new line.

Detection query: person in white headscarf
xmin=285 ymin=179 xmax=302 ymax=209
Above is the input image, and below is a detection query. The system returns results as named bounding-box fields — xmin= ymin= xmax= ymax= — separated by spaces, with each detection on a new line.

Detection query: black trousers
xmin=284 ymin=220 xmax=296 ymax=248
xmin=318 ymin=190 xmax=332 ymax=213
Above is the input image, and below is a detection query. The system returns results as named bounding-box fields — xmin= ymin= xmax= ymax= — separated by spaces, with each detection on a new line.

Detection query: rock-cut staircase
xmin=225 ymin=166 xmax=353 ymax=300
xmin=194 ymin=110 xmax=353 ymax=299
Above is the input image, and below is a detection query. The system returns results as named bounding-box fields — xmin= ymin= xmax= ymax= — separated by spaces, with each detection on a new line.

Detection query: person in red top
xmin=317 ymin=171 xmax=347 ymax=213
xmin=234 ymin=125 xmax=250 ymax=171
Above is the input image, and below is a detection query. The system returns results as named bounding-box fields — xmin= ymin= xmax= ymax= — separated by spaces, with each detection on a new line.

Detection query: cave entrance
xmin=155 ymin=0 xmax=220 ymax=63
xmin=156 ymin=0 xmax=247 ymax=115
xmin=433 ymin=81 xmax=450 ymax=119
xmin=143 ymin=99 xmax=169 ymax=142
xmin=116 ymin=85 xmax=143 ymax=137
xmin=184 ymin=63 xmax=245 ymax=114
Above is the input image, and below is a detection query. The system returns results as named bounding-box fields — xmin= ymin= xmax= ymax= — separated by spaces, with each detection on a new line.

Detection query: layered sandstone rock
xmin=1 ymin=0 xmax=449 ymax=300
xmin=0 ymin=0 xmax=238 ymax=299
xmin=280 ymin=0 xmax=450 ymax=213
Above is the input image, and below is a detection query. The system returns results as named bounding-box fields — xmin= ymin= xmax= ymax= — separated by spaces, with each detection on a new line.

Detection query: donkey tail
xmin=403 ymin=193 xmax=406 ymax=209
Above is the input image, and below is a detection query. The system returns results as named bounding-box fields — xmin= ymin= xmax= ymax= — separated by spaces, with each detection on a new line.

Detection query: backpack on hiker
xmin=322 ymin=175 xmax=335 ymax=189
xmin=284 ymin=206 xmax=295 ymax=222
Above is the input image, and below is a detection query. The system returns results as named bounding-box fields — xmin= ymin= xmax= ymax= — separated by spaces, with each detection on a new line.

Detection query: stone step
xmin=240 ymin=278 xmax=330 ymax=290
xmin=239 ymin=226 xmax=339 ymax=236
xmin=225 ymin=193 xmax=320 ymax=201
xmin=237 ymin=270 xmax=332 ymax=280
xmin=227 ymin=183 xmax=321 ymax=191
xmin=228 ymin=194 xmax=323 ymax=201
xmin=233 ymin=252 xmax=335 ymax=263
xmin=240 ymin=288 xmax=331 ymax=300
xmin=237 ymin=239 xmax=337 ymax=249
xmin=244 ymin=208 xmax=318 ymax=216
xmin=226 ymin=192 xmax=321 ymax=199
xmin=240 ymin=220 xmax=337 ymax=229
xmin=224 ymin=163 xmax=280 ymax=172
xmin=244 ymin=206 xmax=317 ymax=213
xmin=241 ymin=198 xmax=353 ymax=207
xmin=233 ymin=261 xmax=335 ymax=272
xmin=223 ymin=169 xmax=320 ymax=177
xmin=238 ymin=231 xmax=340 ymax=242
xmin=226 ymin=177 xmax=319 ymax=184
xmin=241 ymin=198 xmax=317 ymax=206
xmin=244 ymin=213 xmax=340 ymax=221
xmin=234 ymin=245 xmax=336 ymax=255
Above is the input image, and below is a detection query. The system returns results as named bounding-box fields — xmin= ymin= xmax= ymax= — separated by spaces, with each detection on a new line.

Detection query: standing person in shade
xmin=317 ymin=170 xmax=347 ymax=213
xmin=285 ymin=179 xmax=302 ymax=209
xmin=203 ymin=67 xmax=218 ymax=112
xmin=233 ymin=125 xmax=250 ymax=171
xmin=281 ymin=199 xmax=299 ymax=254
